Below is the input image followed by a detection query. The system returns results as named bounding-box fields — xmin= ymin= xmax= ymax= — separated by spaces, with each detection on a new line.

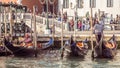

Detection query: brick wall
xmin=22 ymin=0 xmax=58 ymax=14
xmin=0 ymin=0 xmax=58 ymax=14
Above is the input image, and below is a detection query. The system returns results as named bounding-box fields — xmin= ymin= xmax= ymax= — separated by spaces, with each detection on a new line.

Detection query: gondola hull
xmin=0 ymin=46 xmax=12 ymax=56
xmin=92 ymin=35 xmax=117 ymax=59
xmin=12 ymin=47 xmax=35 ymax=57
xmin=4 ymin=38 xmax=53 ymax=57
xmin=93 ymin=45 xmax=117 ymax=58
xmin=4 ymin=39 xmax=35 ymax=57
xmin=63 ymin=41 xmax=88 ymax=58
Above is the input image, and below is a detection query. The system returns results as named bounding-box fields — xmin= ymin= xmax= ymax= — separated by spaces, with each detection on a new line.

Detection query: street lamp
xmin=39 ymin=0 xmax=55 ymax=34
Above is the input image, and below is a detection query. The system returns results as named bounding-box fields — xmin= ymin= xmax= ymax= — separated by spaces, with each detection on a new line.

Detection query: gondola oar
xmin=99 ymin=33 xmax=104 ymax=57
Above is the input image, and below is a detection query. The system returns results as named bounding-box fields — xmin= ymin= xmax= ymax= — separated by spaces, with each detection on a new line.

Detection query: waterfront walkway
xmin=22 ymin=13 xmax=120 ymax=41
xmin=1 ymin=13 xmax=118 ymax=41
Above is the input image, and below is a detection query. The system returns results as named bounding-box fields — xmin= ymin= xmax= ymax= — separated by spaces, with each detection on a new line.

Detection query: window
xmin=90 ymin=0 xmax=96 ymax=8
xmin=63 ymin=0 xmax=69 ymax=8
xmin=107 ymin=0 xmax=113 ymax=7
xmin=77 ymin=0 xmax=84 ymax=8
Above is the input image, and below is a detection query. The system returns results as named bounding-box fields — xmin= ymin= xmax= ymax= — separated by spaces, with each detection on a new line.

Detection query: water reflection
xmin=0 ymin=50 xmax=120 ymax=68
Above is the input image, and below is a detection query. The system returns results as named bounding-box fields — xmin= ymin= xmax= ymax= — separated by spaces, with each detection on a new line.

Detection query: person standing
xmin=69 ymin=19 xmax=74 ymax=31
xmin=93 ymin=19 xmax=104 ymax=45
xmin=77 ymin=20 xmax=82 ymax=31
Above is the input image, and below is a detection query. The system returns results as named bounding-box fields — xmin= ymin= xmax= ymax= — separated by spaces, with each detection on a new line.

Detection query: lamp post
xmin=39 ymin=0 xmax=55 ymax=34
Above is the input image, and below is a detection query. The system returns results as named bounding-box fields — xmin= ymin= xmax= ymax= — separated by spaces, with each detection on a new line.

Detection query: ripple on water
xmin=0 ymin=50 xmax=120 ymax=68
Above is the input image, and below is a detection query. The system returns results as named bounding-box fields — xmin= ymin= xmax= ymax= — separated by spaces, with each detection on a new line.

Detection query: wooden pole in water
xmin=98 ymin=9 xmax=102 ymax=56
xmin=15 ymin=7 xmax=18 ymax=37
xmin=10 ymin=5 xmax=13 ymax=39
xmin=0 ymin=6 xmax=2 ymax=38
xmin=20 ymin=7 xmax=23 ymax=36
xmin=98 ymin=9 xmax=100 ymax=21
xmin=90 ymin=6 xmax=93 ymax=51
xmin=52 ymin=4 xmax=54 ymax=46
xmin=61 ymin=5 xmax=64 ymax=57
xmin=33 ymin=6 xmax=37 ymax=57
xmin=74 ymin=1 xmax=77 ymax=42
xmin=4 ymin=8 xmax=7 ymax=36
xmin=31 ymin=12 xmax=33 ymax=39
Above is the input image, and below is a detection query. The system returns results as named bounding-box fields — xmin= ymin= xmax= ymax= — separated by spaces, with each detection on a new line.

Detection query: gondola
xmin=4 ymin=38 xmax=36 ymax=57
xmin=39 ymin=38 xmax=54 ymax=50
xmin=92 ymin=35 xmax=117 ymax=59
xmin=4 ymin=37 xmax=53 ymax=57
xmin=62 ymin=38 xmax=89 ymax=57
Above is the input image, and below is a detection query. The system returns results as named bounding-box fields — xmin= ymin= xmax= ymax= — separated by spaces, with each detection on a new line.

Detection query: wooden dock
xmin=11 ymin=30 xmax=120 ymax=41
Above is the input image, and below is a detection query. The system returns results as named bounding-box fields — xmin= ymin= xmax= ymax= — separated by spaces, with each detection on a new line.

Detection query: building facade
xmin=58 ymin=0 xmax=120 ymax=18
xmin=0 ymin=0 xmax=58 ymax=14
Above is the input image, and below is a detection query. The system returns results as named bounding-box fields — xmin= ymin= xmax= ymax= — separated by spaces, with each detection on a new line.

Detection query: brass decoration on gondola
xmin=76 ymin=42 xmax=84 ymax=48
xmin=106 ymin=42 xmax=115 ymax=49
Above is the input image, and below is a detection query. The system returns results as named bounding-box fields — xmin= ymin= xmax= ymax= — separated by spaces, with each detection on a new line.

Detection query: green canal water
xmin=0 ymin=50 xmax=120 ymax=68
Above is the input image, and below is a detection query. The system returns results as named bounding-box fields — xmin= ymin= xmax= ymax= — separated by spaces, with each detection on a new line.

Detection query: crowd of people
xmin=56 ymin=11 xmax=120 ymax=31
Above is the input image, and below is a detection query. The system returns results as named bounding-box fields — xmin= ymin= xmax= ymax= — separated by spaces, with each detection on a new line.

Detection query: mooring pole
xmin=4 ymin=8 xmax=7 ymax=36
xmin=74 ymin=1 xmax=77 ymax=42
xmin=98 ymin=9 xmax=100 ymax=21
xmin=90 ymin=3 xmax=95 ymax=60
xmin=90 ymin=7 xmax=93 ymax=51
xmin=31 ymin=13 xmax=33 ymax=39
xmin=61 ymin=5 xmax=64 ymax=57
xmin=98 ymin=9 xmax=102 ymax=56
xmin=9 ymin=5 xmax=12 ymax=37
xmin=52 ymin=4 xmax=54 ymax=46
xmin=0 ymin=5 xmax=1 ymax=38
xmin=33 ymin=6 xmax=37 ymax=57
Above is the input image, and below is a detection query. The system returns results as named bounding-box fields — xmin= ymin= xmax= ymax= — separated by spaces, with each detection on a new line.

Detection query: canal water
xmin=0 ymin=50 xmax=120 ymax=68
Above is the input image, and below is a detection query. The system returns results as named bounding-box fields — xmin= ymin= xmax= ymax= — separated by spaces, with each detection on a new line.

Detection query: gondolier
xmin=93 ymin=19 xmax=104 ymax=45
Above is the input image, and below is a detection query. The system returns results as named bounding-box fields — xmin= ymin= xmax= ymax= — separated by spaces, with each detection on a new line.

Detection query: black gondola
xmin=4 ymin=37 xmax=53 ymax=57
xmin=62 ymin=38 xmax=89 ymax=57
xmin=92 ymin=35 xmax=117 ymax=59
xmin=4 ymin=38 xmax=35 ymax=57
